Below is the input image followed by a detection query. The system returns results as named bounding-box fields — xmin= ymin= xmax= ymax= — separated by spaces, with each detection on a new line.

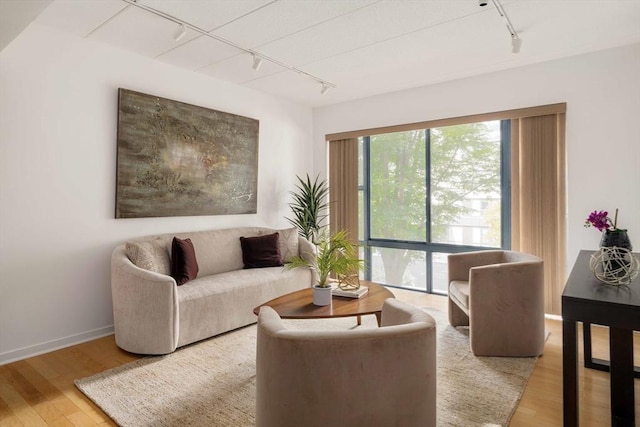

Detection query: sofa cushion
xmin=152 ymin=227 xmax=300 ymax=276
xmin=125 ymin=239 xmax=171 ymax=275
xmin=171 ymin=237 xmax=199 ymax=285
xmin=449 ymin=280 xmax=470 ymax=310
xmin=259 ymin=227 xmax=298 ymax=262
xmin=240 ymin=233 xmax=283 ymax=269
xmin=175 ymin=266 xmax=312 ymax=347
xmin=279 ymin=228 xmax=299 ymax=262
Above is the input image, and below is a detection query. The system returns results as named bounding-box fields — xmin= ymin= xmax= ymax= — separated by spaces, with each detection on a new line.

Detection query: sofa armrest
xmin=257 ymin=306 xmax=286 ymax=335
xmin=468 ymin=260 xmax=545 ymax=355
xmin=447 ymin=250 xmax=505 ymax=282
xmin=111 ymin=245 xmax=179 ymax=354
xmin=469 ymin=261 xmax=544 ymax=309
xmin=297 ymin=236 xmax=317 ymax=286
xmin=381 ymin=299 xmax=435 ymax=328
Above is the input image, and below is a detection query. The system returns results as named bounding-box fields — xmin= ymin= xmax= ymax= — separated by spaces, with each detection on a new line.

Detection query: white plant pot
xmin=312 ymin=285 xmax=332 ymax=306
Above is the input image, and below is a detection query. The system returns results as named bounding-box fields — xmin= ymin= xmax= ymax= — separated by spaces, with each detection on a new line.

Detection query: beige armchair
xmin=256 ymin=299 xmax=436 ymax=427
xmin=448 ymin=250 xmax=544 ymax=357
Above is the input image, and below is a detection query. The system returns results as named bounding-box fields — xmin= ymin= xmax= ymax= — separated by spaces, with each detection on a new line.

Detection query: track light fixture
xmin=511 ymin=36 xmax=522 ymax=54
xmin=121 ymin=0 xmax=336 ymax=94
xmin=478 ymin=0 xmax=488 ymax=6
xmin=486 ymin=0 xmax=522 ymax=54
xmin=173 ymin=23 xmax=187 ymax=42
xmin=252 ymin=54 xmax=263 ymax=71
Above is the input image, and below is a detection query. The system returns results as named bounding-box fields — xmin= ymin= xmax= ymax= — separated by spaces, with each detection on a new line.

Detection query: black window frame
xmin=358 ymin=120 xmax=511 ymax=295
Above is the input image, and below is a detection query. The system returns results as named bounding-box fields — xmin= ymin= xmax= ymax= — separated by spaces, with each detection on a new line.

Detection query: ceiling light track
xmin=488 ymin=0 xmax=522 ymax=53
xmin=173 ymin=23 xmax=187 ymax=42
xmin=252 ymin=54 xmax=263 ymax=71
xmin=121 ymin=0 xmax=336 ymax=94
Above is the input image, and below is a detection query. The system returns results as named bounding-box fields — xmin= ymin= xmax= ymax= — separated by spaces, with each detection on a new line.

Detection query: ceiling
xmin=5 ymin=0 xmax=640 ymax=107
xmin=0 ymin=0 xmax=52 ymax=52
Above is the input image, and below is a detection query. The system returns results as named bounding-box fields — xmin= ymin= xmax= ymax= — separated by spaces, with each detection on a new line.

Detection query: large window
xmin=358 ymin=120 xmax=510 ymax=294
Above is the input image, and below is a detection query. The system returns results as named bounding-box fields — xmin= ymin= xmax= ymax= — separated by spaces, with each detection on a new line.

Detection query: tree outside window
xmin=360 ymin=121 xmax=504 ymax=291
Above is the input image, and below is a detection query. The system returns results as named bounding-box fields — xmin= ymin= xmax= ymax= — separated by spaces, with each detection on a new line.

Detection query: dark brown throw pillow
xmin=171 ymin=237 xmax=199 ymax=286
xmin=240 ymin=232 xmax=283 ymax=269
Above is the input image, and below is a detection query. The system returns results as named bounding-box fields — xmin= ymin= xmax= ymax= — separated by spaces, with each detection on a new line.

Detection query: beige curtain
xmin=326 ymin=104 xmax=567 ymax=315
xmin=511 ymin=113 xmax=566 ymax=315
xmin=328 ymin=138 xmax=359 ymax=244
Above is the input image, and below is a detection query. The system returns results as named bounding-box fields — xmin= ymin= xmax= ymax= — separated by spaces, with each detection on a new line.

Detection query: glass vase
xmin=599 ymin=229 xmax=633 ymax=274
xmin=600 ymin=229 xmax=632 ymax=250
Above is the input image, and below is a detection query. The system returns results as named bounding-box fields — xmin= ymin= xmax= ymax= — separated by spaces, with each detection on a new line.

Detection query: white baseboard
xmin=0 ymin=325 xmax=114 ymax=366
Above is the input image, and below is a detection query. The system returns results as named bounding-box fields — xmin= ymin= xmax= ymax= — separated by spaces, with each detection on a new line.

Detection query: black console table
xmin=583 ymin=321 xmax=640 ymax=378
xmin=562 ymin=250 xmax=639 ymax=427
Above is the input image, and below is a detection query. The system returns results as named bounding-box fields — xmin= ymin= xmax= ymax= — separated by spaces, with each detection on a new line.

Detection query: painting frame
xmin=115 ymin=88 xmax=259 ymax=219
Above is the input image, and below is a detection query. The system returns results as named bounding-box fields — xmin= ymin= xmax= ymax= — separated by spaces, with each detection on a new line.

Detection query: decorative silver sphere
xmin=589 ymin=247 xmax=639 ymax=286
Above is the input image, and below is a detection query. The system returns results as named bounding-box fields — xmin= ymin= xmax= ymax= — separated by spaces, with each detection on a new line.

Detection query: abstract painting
xmin=115 ymin=89 xmax=259 ymax=218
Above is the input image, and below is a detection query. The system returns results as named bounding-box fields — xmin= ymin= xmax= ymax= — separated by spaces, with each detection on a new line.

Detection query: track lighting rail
xmin=121 ymin=0 xmax=335 ymax=94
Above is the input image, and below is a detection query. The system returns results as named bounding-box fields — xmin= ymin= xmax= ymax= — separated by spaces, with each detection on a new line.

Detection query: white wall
xmin=313 ymin=43 xmax=640 ymax=281
xmin=2 ymin=23 xmax=638 ymax=365
xmin=0 ymin=24 xmax=314 ymax=364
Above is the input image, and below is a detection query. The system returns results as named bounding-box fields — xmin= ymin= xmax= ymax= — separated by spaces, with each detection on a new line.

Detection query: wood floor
xmin=1 ymin=288 xmax=638 ymax=426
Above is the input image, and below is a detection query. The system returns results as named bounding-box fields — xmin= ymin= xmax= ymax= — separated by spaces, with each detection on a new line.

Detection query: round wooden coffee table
xmin=253 ymin=280 xmax=395 ymax=326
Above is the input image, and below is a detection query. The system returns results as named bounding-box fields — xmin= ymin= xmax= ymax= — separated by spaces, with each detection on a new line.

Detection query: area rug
xmin=75 ymin=309 xmax=540 ymax=426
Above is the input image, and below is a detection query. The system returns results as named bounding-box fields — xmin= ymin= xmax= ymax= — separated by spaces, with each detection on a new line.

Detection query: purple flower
xmin=584 ymin=209 xmax=618 ymax=232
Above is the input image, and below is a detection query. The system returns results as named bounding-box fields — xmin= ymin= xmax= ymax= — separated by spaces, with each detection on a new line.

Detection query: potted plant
xmin=286 ymin=230 xmax=362 ymax=306
xmin=585 ymin=208 xmax=634 ymax=275
xmin=285 ymin=174 xmax=329 ymax=244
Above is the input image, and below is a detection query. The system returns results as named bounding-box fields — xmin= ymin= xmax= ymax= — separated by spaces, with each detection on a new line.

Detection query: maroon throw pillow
xmin=171 ymin=237 xmax=199 ymax=286
xmin=240 ymin=232 xmax=283 ymax=269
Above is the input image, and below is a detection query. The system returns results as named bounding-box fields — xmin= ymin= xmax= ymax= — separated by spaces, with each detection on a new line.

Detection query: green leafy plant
xmin=286 ymin=230 xmax=362 ymax=288
xmin=285 ymin=174 xmax=329 ymax=244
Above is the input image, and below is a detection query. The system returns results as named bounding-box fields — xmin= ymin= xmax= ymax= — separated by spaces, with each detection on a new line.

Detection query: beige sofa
xmin=256 ymin=298 xmax=437 ymax=427
xmin=111 ymin=227 xmax=314 ymax=355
